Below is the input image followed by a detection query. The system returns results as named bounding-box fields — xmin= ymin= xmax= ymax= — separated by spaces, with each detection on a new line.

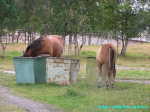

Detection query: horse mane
xmin=24 ymin=37 xmax=44 ymax=56
xmin=30 ymin=38 xmax=43 ymax=51
xmin=23 ymin=45 xmax=31 ymax=56
xmin=24 ymin=45 xmax=29 ymax=53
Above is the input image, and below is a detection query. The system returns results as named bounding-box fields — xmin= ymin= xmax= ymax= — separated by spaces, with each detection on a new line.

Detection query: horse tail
xmin=109 ymin=47 xmax=116 ymax=70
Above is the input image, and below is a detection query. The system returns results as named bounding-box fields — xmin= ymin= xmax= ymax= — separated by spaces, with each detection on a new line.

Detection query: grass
xmin=115 ymin=43 xmax=150 ymax=67
xmin=0 ymin=43 xmax=25 ymax=70
xmin=80 ymin=57 xmax=150 ymax=80
xmin=0 ymin=101 xmax=25 ymax=112
xmin=0 ymin=51 xmax=22 ymax=70
xmin=1 ymin=43 xmax=150 ymax=70
xmin=0 ymin=72 xmax=150 ymax=112
xmin=80 ymin=51 xmax=96 ymax=57
xmin=117 ymin=70 xmax=150 ymax=80
xmin=80 ymin=43 xmax=150 ymax=68
xmin=117 ymin=52 xmax=150 ymax=68
xmin=0 ymin=43 xmax=150 ymax=111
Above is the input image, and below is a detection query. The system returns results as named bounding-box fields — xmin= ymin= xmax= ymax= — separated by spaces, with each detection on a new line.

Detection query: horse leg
xmin=97 ymin=63 xmax=103 ymax=88
xmin=107 ymin=67 xmax=116 ymax=88
xmin=106 ymin=71 xmax=111 ymax=88
xmin=101 ymin=64 xmax=109 ymax=88
xmin=111 ymin=65 xmax=116 ymax=88
xmin=108 ymin=70 xmax=114 ymax=88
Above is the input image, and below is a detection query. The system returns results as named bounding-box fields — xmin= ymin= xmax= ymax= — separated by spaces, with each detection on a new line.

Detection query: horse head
xmin=23 ymin=45 xmax=33 ymax=57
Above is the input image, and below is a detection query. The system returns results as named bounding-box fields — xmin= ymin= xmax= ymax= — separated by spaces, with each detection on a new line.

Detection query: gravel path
xmin=0 ymin=70 xmax=15 ymax=75
xmin=116 ymin=65 xmax=150 ymax=71
xmin=116 ymin=79 xmax=150 ymax=84
xmin=0 ymin=86 xmax=64 ymax=112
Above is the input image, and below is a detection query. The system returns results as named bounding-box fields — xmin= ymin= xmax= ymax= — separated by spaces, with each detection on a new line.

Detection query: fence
xmin=0 ymin=32 xmax=119 ymax=56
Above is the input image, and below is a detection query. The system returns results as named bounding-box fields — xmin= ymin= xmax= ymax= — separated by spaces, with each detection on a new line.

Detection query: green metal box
xmin=13 ymin=56 xmax=47 ymax=84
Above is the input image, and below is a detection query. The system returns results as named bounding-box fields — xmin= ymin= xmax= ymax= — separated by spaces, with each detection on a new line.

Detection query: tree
xmin=117 ymin=1 xmax=149 ymax=56
xmin=95 ymin=0 xmax=149 ymax=56
xmin=0 ymin=0 xmax=18 ymax=57
xmin=1 ymin=0 xmax=150 ymax=57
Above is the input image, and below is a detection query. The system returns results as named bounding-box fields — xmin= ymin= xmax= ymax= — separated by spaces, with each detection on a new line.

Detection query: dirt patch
xmin=0 ymin=86 xmax=64 ymax=112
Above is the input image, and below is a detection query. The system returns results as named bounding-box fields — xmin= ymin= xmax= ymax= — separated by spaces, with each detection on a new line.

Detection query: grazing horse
xmin=23 ymin=35 xmax=64 ymax=57
xmin=96 ymin=43 xmax=116 ymax=88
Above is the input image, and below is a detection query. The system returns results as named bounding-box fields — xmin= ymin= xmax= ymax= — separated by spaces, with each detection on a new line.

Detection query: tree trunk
xmin=0 ymin=35 xmax=7 ymax=58
xmin=73 ymin=33 xmax=78 ymax=56
xmin=68 ymin=34 xmax=73 ymax=55
xmin=17 ymin=32 xmax=21 ymax=43
xmin=116 ymin=36 xmax=119 ymax=58
xmin=11 ymin=32 xmax=15 ymax=43
xmin=88 ymin=33 xmax=92 ymax=45
xmin=120 ymin=38 xmax=128 ymax=56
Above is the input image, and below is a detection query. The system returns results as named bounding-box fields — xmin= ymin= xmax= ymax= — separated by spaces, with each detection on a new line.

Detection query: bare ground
xmin=0 ymin=86 xmax=64 ymax=112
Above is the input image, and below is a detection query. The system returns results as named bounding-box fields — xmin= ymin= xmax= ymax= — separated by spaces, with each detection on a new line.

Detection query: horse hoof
xmin=110 ymin=84 xmax=115 ymax=88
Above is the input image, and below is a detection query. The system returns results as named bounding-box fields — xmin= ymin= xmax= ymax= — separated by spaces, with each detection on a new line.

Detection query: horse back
xmin=44 ymin=35 xmax=64 ymax=57
xmin=96 ymin=43 xmax=116 ymax=67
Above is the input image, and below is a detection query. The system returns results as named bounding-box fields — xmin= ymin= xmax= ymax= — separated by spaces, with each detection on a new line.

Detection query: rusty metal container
xmin=46 ymin=57 xmax=80 ymax=85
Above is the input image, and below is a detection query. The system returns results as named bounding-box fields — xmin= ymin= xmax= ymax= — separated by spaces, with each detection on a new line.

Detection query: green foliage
xmin=0 ymin=0 xmax=149 ymax=35
xmin=0 ymin=0 xmax=18 ymax=31
xmin=0 ymin=0 xmax=150 ymax=56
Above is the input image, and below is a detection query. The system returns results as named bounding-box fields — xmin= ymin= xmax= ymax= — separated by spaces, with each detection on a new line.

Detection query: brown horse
xmin=23 ymin=35 xmax=64 ymax=57
xmin=96 ymin=43 xmax=116 ymax=88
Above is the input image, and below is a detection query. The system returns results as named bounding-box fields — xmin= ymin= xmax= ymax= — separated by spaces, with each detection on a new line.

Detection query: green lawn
xmin=0 ymin=73 xmax=150 ymax=112
xmin=117 ymin=70 xmax=150 ymax=80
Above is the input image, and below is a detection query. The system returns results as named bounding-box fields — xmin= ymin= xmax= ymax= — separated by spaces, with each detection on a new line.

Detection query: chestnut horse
xmin=23 ymin=35 xmax=64 ymax=57
xmin=96 ymin=43 xmax=116 ymax=88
